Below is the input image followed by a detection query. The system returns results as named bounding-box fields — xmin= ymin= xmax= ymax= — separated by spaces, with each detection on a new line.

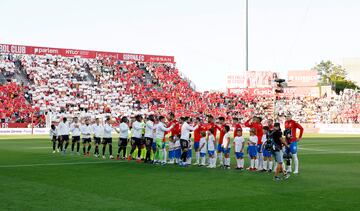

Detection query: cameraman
xmin=271 ymin=123 xmax=290 ymax=181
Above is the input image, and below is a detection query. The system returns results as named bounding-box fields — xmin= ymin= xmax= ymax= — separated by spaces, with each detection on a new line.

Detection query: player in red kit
xmin=215 ymin=116 xmax=226 ymax=166
xmin=284 ymin=113 xmax=304 ymax=174
xmin=205 ymin=115 xmax=218 ymax=164
xmin=168 ymin=112 xmax=181 ymax=163
xmin=206 ymin=115 xmax=218 ymax=138
xmin=168 ymin=112 xmax=181 ymax=139
xmin=193 ymin=117 xmax=206 ymax=165
xmin=245 ymin=116 xmax=264 ymax=170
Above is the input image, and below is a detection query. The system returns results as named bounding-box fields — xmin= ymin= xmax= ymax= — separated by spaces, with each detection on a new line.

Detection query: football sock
xmin=143 ymin=148 xmax=147 ymax=159
xmin=181 ymin=151 xmax=187 ymax=162
xmin=258 ymin=153 xmax=263 ymax=169
xmin=250 ymin=159 xmax=255 ymax=168
xmin=240 ymin=159 xmax=244 ymax=168
xmin=83 ymin=146 xmax=86 ymax=154
xmin=187 ymin=156 xmax=191 ymax=164
xmin=269 ymin=161 xmax=273 ymax=170
xmin=201 ymin=156 xmax=205 ymax=165
xmin=255 ymin=159 xmax=258 ymax=169
xmin=226 ymin=158 xmax=230 ymax=166
xmin=87 ymin=145 xmax=91 ymax=153
xmin=76 ymin=143 xmax=80 ymax=152
xmin=71 ymin=143 xmax=75 ymax=151
xmin=218 ymin=153 xmax=223 ymax=165
xmin=196 ymin=151 xmax=200 ymax=163
xmin=95 ymin=145 xmax=99 ymax=155
xmin=163 ymin=148 xmax=167 ymax=162
xmin=64 ymin=142 xmax=69 ymax=150
xmin=52 ymin=142 xmax=56 ymax=151
xmin=137 ymin=147 xmax=142 ymax=159
xmin=109 ymin=145 xmax=112 ymax=155
xmin=145 ymin=145 xmax=151 ymax=161
xmin=122 ymin=147 xmax=127 ymax=158
xmin=118 ymin=147 xmax=121 ymax=154
xmin=102 ymin=145 xmax=106 ymax=156
xmin=263 ymin=160 xmax=268 ymax=170
xmin=130 ymin=147 xmax=135 ymax=155
xmin=293 ymin=154 xmax=299 ymax=172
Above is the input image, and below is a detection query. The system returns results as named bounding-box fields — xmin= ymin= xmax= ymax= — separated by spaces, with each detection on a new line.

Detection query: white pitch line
xmin=299 ymin=147 xmax=360 ymax=154
xmin=0 ymin=160 xmax=126 ymax=168
xmin=26 ymin=147 xmax=50 ymax=149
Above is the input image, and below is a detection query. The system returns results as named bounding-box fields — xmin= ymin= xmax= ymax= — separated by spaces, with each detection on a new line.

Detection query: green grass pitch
xmin=0 ymin=134 xmax=359 ymax=210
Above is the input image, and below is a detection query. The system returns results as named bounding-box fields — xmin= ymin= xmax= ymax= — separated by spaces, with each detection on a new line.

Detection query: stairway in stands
xmin=13 ymin=59 xmax=31 ymax=85
xmin=83 ymin=62 xmax=96 ymax=82
xmin=0 ymin=72 xmax=7 ymax=84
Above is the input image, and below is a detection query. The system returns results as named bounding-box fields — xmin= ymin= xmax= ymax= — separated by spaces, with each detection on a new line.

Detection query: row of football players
xmin=49 ymin=113 xmax=300 ymax=178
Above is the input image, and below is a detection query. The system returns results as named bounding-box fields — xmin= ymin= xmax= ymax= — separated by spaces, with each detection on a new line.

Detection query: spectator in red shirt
xmin=284 ymin=113 xmax=304 ymax=174
xmin=232 ymin=117 xmax=242 ymax=137
xmin=267 ymin=119 xmax=274 ymax=131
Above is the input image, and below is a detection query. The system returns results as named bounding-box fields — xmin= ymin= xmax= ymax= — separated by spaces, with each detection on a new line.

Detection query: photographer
xmin=270 ymin=123 xmax=290 ymax=181
xmin=283 ymin=128 xmax=293 ymax=173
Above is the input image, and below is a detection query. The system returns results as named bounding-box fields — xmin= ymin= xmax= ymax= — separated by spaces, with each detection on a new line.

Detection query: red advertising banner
xmin=0 ymin=43 xmax=175 ymax=63
xmin=287 ymin=70 xmax=318 ymax=87
xmin=0 ymin=123 xmax=29 ymax=128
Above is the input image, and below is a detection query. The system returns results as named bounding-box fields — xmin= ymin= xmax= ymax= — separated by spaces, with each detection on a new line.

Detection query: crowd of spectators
xmin=0 ymin=53 xmax=359 ymax=126
xmin=275 ymin=89 xmax=360 ymax=124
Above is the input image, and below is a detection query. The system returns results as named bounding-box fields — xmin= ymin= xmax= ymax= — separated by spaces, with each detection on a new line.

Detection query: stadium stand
xmin=0 ymin=51 xmax=359 ymax=126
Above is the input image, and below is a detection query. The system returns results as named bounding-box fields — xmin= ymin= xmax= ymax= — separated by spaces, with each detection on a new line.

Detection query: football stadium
xmin=1 ymin=0 xmax=360 ymax=210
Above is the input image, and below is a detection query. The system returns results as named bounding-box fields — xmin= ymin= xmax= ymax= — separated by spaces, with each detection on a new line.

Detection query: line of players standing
xmin=50 ymin=112 xmax=303 ymax=178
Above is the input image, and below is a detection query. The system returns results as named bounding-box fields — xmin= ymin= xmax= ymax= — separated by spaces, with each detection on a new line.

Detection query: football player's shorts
xmin=169 ymin=150 xmax=175 ymax=159
xmin=144 ymin=137 xmax=153 ymax=146
xmin=290 ymin=142 xmax=298 ymax=154
xmin=82 ymin=138 xmax=91 ymax=143
xmin=118 ymin=138 xmax=128 ymax=147
xmin=248 ymin=145 xmax=257 ymax=157
xmin=175 ymin=148 xmax=181 ymax=158
xmin=187 ymin=148 xmax=192 ymax=158
xmin=208 ymin=150 xmax=215 ymax=156
xmin=263 ymin=148 xmax=272 ymax=157
xmin=62 ymin=135 xmax=69 ymax=142
xmin=193 ymin=142 xmax=200 ymax=150
xmin=102 ymin=138 xmax=112 ymax=144
xmin=235 ymin=152 xmax=244 ymax=159
xmin=72 ymin=136 xmax=80 ymax=142
xmin=217 ymin=144 xmax=223 ymax=152
xmin=94 ymin=137 xmax=101 ymax=144
xmin=223 ymin=148 xmax=230 ymax=154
